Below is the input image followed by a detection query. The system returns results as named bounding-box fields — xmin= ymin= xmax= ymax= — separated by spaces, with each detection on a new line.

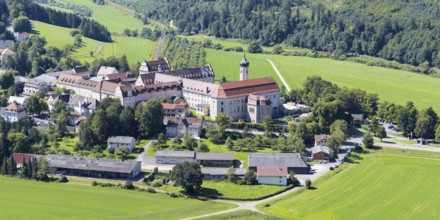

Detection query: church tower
xmin=240 ymin=54 xmax=249 ymax=81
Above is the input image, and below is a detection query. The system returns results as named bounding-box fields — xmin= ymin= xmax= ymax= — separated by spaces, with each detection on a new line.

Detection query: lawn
xmin=206 ymin=49 xmax=440 ymax=113
xmin=0 ymin=176 xmax=235 ymax=219
xmin=32 ymin=20 xmax=155 ymax=64
xmin=258 ymin=149 xmax=440 ymax=219
xmin=201 ymin=181 xmax=287 ymax=199
xmin=198 ymin=210 xmax=286 ymax=220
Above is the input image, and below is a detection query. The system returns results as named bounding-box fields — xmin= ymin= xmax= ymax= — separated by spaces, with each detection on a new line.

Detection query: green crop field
xmin=258 ymin=149 xmax=440 ymax=219
xmin=0 ymin=176 xmax=235 ymax=219
xmin=206 ymin=49 xmax=440 ymax=112
xmin=32 ymin=21 xmax=155 ymax=64
xmin=199 ymin=210 xmax=286 ymax=220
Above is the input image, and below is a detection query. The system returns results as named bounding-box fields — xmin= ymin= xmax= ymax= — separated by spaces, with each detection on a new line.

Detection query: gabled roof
xmin=162 ymin=102 xmax=189 ymax=110
xmin=257 ymin=166 xmax=287 ymax=177
xmin=12 ymin=153 xmax=38 ymax=165
xmin=73 ymin=66 xmax=90 ymax=76
xmin=155 ymin=66 xmax=214 ymax=80
xmin=155 ymin=150 xmax=195 ymax=158
xmin=211 ymin=77 xmax=279 ymax=99
xmin=314 ymin=134 xmax=331 ymax=142
xmin=7 ymin=96 xmax=26 ymax=105
xmin=4 ymin=102 xmax=25 ymax=112
xmin=311 ymin=145 xmax=331 ymax=155
xmin=201 ymin=168 xmax=246 ymax=176
xmin=145 ymin=59 xmax=170 ymax=72
xmin=107 ymin=136 xmax=136 ymax=144
xmin=248 ymin=153 xmax=308 ymax=168
xmin=196 ymin=153 xmax=234 ymax=161
xmin=97 ymin=66 xmax=118 ymax=76
xmin=106 ymin=72 xmax=136 ymax=80
xmin=0 ymin=48 xmax=15 ymax=56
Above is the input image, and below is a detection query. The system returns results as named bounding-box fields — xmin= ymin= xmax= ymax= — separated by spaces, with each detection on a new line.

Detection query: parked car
xmin=329 ymin=167 xmax=334 ymax=171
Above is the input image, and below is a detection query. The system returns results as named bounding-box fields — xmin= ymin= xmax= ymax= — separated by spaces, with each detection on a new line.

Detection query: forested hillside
xmin=112 ymin=0 xmax=440 ymax=69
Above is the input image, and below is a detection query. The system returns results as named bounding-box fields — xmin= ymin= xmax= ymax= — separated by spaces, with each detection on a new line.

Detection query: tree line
xmin=33 ymin=0 xmax=93 ymax=17
xmin=112 ymin=0 xmax=440 ymax=71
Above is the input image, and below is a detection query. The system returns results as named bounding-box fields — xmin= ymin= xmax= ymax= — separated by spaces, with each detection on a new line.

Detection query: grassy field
xmin=201 ymin=181 xmax=286 ymax=199
xmin=0 ymin=176 xmax=235 ymax=219
xmin=258 ymin=149 xmax=440 ymax=219
xmin=32 ymin=20 xmax=155 ymax=64
xmin=205 ymin=49 xmax=440 ymax=113
xmin=199 ymin=210 xmax=286 ymax=220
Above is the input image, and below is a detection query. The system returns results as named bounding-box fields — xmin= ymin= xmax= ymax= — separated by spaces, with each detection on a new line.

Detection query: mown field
xmin=258 ymin=149 xmax=440 ymax=219
xmin=201 ymin=181 xmax=286 ymax=199
xmin=0 ymin=176 xmax=235 ymax=219
xmin=32 ymin=21 xmax=155 ymax=64
xmin=205 ymin=49 xmax=440 ymax=113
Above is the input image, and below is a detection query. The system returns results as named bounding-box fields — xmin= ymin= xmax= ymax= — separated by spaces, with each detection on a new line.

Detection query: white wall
xmin=258 ymin=176 xmax=287 ymax=186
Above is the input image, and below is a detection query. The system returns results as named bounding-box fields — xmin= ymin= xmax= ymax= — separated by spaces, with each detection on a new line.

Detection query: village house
xmin=47 ymin=93 xmax=70 ymax=111
xmin=12 ymin=153 xmax=39 ymax=168
xmin=14 ymin=32 xmax=29 ymax=42
xmin=257 ymin=166 xmax=288 ymax=186
xmin=72 ymin=66 xmax=90 ymax=78
xmin=310 ymin=145 xmax=334 ymax=161
xmin=282 ymin=102 xmax=312 ymax=115
xmin=7 ymin=96 xmax=26 ymax=106
xmin=155 ymin=150 xmax=195 ymax=164
xmin=248 ymin=153 xmax=309 ymax=174
xmin=162 ymin=102 xmax=189 ymax=117
xmin=0 ymin=48 xmax=15 ymax=63
xmin=68 ymin=94 xmax=99 ymax=116
xmin=0 ymin=102 xmax=26 ymax=122
xmin=0 ymin=40 xmax=14 ymax=49
xmin=97 ymin=66 xmax=119 ymax=78
xmin=163 ymin=117 xmax=204 ymax=138
xmin=201 ymin=168 xmax=246 ymax=180
xmin=314 ymin=134 xmax=331 ymax=147
xmin=105 ymin=72 xmax=137 ymax=83
xmin=107 ymin=136 xmax=136 ymax=153
xmin=139 ymin=58 xmax=171 ymax=74
xmin=23 ymin=78 xmax=49 ymax=96
xmin=196 ymin=153 xmax=234 ymax=167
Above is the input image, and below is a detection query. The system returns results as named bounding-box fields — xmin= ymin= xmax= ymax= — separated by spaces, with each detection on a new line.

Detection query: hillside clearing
xmin=258 ymin=149 xmax=440 ymax=219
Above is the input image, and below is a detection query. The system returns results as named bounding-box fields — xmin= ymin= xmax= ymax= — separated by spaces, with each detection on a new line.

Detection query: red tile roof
xmin=146 ymin=59 xmax=170 ymax=72
xmin=314 ymin=134 xmax=331 ymax=142
xmin=211 ymin=77 xmax=279 ymax=98
xmin=257 ymin=166 xmax=288 ymax=177
xmin=162 ymin=102 xmax=189 ymax=110
xmin=12 ymin=153 xmax=37 ymax=165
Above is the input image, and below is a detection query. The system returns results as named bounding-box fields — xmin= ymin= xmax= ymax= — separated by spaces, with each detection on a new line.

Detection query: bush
xmin=58 ymin=175 xmax=68 ymax=183
xmin=91 ymin=181 xmax=97 ymax=186
xmin=170 ymin=192 xmax=179 ymax=198
xmin=124 ymin=181 xmax=135 ymax=190
xmin=151 ymin=179 xmax=163 ymax=187
xmin=146 ymin=188 xmax=157 ymax=193
xmin=305 ymin=179 xmax=312 ymax=189
xmin=235 ymin=47 xmax=244 ymax=52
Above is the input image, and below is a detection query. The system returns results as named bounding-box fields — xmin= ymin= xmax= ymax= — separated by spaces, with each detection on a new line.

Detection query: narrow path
xmin=267 ymin=59 xmax=291 ymax=92
xmin=154 ymin=29 xmax=166 ymax=60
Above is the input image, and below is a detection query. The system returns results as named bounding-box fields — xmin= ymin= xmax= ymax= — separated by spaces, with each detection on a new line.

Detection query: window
xmin=249 ymin=107 xmax=255 ymax=113
xmin=221 ymin=101 xmax=224 ymax=105
xmin=221 ymin=108 xmax=224 ymax=112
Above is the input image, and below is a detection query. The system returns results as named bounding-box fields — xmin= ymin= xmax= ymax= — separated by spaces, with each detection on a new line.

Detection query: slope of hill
xmin=112 ymin=0 xmax=440 ymax=71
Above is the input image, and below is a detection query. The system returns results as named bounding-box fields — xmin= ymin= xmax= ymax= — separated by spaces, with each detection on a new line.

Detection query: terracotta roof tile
xmin=211 ymin=77 xmax=279 ymax=98
xmin=257 ymin=166 xmax=288 ymax=177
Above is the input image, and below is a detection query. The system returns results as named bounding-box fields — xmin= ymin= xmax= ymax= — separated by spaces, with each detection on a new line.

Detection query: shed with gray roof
xmin=155 ymin=150 xmax=195 ymax=164
xmin=248 ymin=153 xmax=309 ymax=174
xmin=196 ymin=152 xmax=234 ymax=167
xmin=45 ymin=154 xmax=141 ymax=179
xmin=201 ymin=168 xmax=246 ymax=180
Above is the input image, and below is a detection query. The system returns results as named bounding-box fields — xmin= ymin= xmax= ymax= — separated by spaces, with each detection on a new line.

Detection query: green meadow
xmin=199 ymin=210 xmax=286 ymax=220
xmin=258 ymin=149 xmax=440 ymax=219
xmin=206 ymin=49 xmax=440 ymax=112
xmin=0 ymin=176 xmax=235 ymax=219
xmin=32 ymin=20 xmax=155 ymax=64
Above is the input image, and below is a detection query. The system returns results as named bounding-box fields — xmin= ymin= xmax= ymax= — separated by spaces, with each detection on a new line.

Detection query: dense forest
xmin=112 ymin=0 xmax=440 ymax=70
xmin=5 ymin=0 xmax=111 ymax=42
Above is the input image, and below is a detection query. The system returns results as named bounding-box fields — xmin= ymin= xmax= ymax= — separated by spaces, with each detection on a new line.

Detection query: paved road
xmin=154 ymin=29 xmax=167 ymax=60
xmin=267 ymin=59 xmax=290 ymax=92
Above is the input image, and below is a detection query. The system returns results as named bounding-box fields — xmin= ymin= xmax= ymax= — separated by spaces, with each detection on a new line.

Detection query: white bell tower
xmin=240 ymin=54 xmax=249 ymax=81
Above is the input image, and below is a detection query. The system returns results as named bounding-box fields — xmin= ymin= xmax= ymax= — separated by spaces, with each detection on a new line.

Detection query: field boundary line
xmin=266 ymin=59 xmax=291 ymax=92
